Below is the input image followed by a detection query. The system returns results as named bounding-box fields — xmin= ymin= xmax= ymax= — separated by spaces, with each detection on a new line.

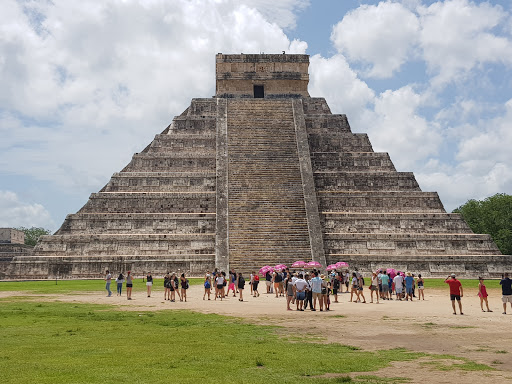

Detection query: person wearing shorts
xmin=310 ymin=272 xmax=323 ymax=311
xmin=146 ymin=272 xmax=153 ymax=297
xmin=294 ymin=274 xmax=307 ymax=311
xmin=370 ymin=272 xmax=379 ymax=304
xmin=500 ymin=273 xmax=512 ymax=314
xmin=380 ymin=272 xmax=390 ymax=300
xmin=126 ymin=271 xmax=133 ymax=300
xmin=265 ymin=271 xmax=272 ymax=294
xmin=445 ymin=273 xmax=463 ymax=315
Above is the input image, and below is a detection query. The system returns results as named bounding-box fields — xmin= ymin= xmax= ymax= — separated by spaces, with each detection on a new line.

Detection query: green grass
xmin=0 ymin=300 xmax=427 ymax=384
xmin=0 ymin=278 xmax=203 ymax=294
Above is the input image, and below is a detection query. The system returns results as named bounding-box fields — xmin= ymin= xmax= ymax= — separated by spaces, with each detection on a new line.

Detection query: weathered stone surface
xmin=0 ymin=228 xmax=24 ymax=244
xmin=2 ymin=53 xmax=510 ymax=279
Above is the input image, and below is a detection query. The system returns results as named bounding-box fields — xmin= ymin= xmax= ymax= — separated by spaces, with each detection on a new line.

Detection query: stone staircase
xmin=304 ymin=98 xmax=501 ymax=273
xmin=226 ymin=99 xmax=312 ymax=272
xmin=30 ymin=99 xmax=219 ymax=278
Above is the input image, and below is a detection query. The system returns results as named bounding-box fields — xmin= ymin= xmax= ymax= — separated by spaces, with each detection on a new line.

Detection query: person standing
xmin=350 ymin=272 xmax=360 ymax=303
xmin=370 ymin=272 xmax=379 ymax=304
xmin=116 ymin=272 xmax=124 ymax=296
xmin=265 ymin=270 xmax=272 ymax=294
xmin=380 ymin=271 xmax=390 ymax=300
xmin=237 ymin=272 xmax=245 ymax=301
xmin=404 ymin=272 xmax=415 ymax=301
xmin=294 ymin=274 xmax=307 ymax=311
xmin=146 ymin=272 xmax=153 ymax=297
xmin=500 ymin=273 xmax=512 ymax=314
xmin=445 ymin=273 xmax=463 ymax=315
xmin=252 ymin=272 xmax=260 ymax=297
xmin=215 ymin=272 xmax=225 ymax=301
xmin=416 ymin=274 xmax=425 ymax=300
xmin=126 ymin=271 xmax=133 ymax=300
xmin=393 ymin=273 xmax=404 ymax=301
xmin=478 ymin=277 xmax=492 ymax=312
xmin=180 ymin=273 xmax=189 ymax=302
xmin=105 ymin=270 xmax=112 ymax=297
xmin=164 ymin=272 xmax=171 ymax=301
xmin=310 ymin=272 xmax=323 ymax=311
xmin=203 ymin=272 xmax=211 ymax=300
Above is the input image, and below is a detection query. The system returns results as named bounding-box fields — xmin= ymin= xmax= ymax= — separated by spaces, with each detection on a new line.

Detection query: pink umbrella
xmin=336 ymin=261 xmax=349 ymax=268
xmin=274 ymin=264 xmax=287 ymax=270
xmin=387 ymin=268 xmax=396 ymax=278
xmin=306 ymin=261 xmax=322 ymax=268
xmin=326 ymin=264 xmax=337 ymax=271
xmin=291 ymin=260 xmax=306 ymax=268
xmin=259 ymin=266 xmax=273 ymax=275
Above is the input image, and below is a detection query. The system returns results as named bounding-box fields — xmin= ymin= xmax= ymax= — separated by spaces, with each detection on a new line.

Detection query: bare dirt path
xmin=2 ymin=285 xmax=511 ymax=383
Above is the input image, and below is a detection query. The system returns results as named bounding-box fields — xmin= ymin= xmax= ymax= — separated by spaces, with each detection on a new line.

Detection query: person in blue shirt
xmin=500 ymin=272 xmax=512 ymax=314
xmin=310 ymin=272 xmax=323 ymax=311
xmin=405 ymin=272 xmax=415 ymax=301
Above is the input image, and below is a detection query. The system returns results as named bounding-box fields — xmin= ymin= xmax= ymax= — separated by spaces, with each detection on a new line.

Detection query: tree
xmin=453 ymin=193 xmax=512 ymax=255
xmin=16 ymin=227 xmax=52 ymax=246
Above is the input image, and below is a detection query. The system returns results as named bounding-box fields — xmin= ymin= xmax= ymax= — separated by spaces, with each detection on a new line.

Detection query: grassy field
xmin=0 ymin=299 xmax=491 ymax=384
xmin=0 ymin=278 xmax=502 ymax=294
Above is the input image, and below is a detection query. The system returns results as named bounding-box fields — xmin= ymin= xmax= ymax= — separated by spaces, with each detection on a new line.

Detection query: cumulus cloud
xmin=331 ymin=1 xmax=420 ymax=78
xmin=0 ymin=0 xmax=307 ymax=196
xmin=0 ymin=191 xmax=54 ymax=229
xmin=418 ymin=0 xmax=512 ymax=88
xmin=309 ymin=54 xmax=375 ymax=119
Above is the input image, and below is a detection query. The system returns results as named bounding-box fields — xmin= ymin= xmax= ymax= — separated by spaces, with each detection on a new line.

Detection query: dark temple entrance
xmin=253 ymin=85 xmax=264 ymax=98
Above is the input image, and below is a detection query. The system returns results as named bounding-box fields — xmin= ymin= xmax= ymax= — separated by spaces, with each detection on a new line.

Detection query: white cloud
xmin=0 ymin=191 xmax=54 ymax=229
xmin=418 ymin=0 xmax=512 ymax=88
xmin=331 ymin=1 xmax=420 ymax=78
xmin=0 ymin=0 xmax=307 ymax=195
xmin=308 ymin=54 xmax=375 ymax=119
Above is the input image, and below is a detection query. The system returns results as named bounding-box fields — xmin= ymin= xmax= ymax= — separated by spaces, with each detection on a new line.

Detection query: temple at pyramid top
xmin=216 ymin=53 xmax=310 ymax=98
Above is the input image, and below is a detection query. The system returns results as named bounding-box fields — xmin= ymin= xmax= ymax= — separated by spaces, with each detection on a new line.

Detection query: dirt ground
xmin=1 ymin=284 xmax=511 ymax=383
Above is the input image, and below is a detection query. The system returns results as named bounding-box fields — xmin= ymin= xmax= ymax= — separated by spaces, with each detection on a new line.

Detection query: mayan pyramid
xmin=2 ymin=53 xmax=510 ymax=279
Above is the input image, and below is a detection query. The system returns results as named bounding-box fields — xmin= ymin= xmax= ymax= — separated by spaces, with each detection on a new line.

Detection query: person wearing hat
xmin=445 ymin=273 xmax=463 ymax=315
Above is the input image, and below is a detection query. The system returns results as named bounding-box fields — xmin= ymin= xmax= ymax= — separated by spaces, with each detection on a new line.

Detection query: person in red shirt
xmin=445 ymin=273 xmax=464 ymax=315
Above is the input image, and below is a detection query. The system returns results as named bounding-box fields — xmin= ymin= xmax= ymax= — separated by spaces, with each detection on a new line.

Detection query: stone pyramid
xmin=3 ymin=53 xmax=510 ymax=279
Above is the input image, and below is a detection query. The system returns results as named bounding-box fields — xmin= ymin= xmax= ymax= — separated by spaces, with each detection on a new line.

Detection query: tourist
xmin=227 ymin=270 xmax=236 ymax=297
xmin=394 ymin=273 xmax=404 ymax=301
xmin=344 ymin=270 xmax=350 ymax=293
xmin=285 ymin=274 xmax=294 ymax=310
xmin=310 ymin=271 xmax=323 ymax=311
xmin=321 ymin=275 xmax=330 ymax=310
xmin=169 ymin=272 xmax=179 ymax=302
xmin=164 ymin=272 xmax=171 ymax=301
xmin=221 ymin=271 xmax=227 ymax=297
xmin=416 ymin=274 xmax=425 ymax=300
xmin=237 ymin=272 xmax=245 ymax=301
xmin=203 ymin=272 xmax=211 ymax=300
xmin=332 ymin=272 xmax=341 ymax=303
xmin=146 ymin=272 xmax=153 ymax=297
xmin=380 ymin=271 xmax=390 ymax=300
xmin=500 ymin=272 xmax=512 ymax=314
xmin=388 ymin=273 xmax=393 ymax=298
xmin=477 ymin=277 xmax=491 ymax=312
xmin=350 ymin=272 xmax=359 ymax=302
xmin=294 ymin=273 xmax=307 ymax=311
xmin=304 ymin=273 xmax=313 ymax=310
xmin=404 ymin=272 xmax=415 ymax=301
xmin=126 ymin=271 xmax=133 ymax=300
xmin=180 ymin=273 xmax=189 ymax=302
xmin=357 ymin=273 xmax=366 ymax=304
xmin=215 ymin=272 xmax=225 ymax=300
xmin=249 ymin=271 xmax=254 ymax=295
xmin=445 ymin=274 xmax=463 ymax=315
xmin=370 ymin=272 xmax=379 ymax=304
xmin=265 ymin=270 xmax=272 ymax=294
xmin=252 ymin=271 xmax=260 ymax=297
xmin=105 ymin=270 xmax=112 ymax=297
xmin=116 ymin=272 xmax=124 ymax=296
xmin=273 ymin=270 xmax=284 ymax=298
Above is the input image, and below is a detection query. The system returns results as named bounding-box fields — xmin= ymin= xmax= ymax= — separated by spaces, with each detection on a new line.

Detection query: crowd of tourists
xmin=103 ymin=269 xmax=512 ymax=315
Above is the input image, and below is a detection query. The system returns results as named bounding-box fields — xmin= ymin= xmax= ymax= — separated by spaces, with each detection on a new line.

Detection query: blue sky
xmin=1 ymin=0 xmax=511 ymax=231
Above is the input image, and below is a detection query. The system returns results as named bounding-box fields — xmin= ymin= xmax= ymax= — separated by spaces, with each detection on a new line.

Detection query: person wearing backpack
xmin=237 ymin=272 xmax=246 ymax=301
